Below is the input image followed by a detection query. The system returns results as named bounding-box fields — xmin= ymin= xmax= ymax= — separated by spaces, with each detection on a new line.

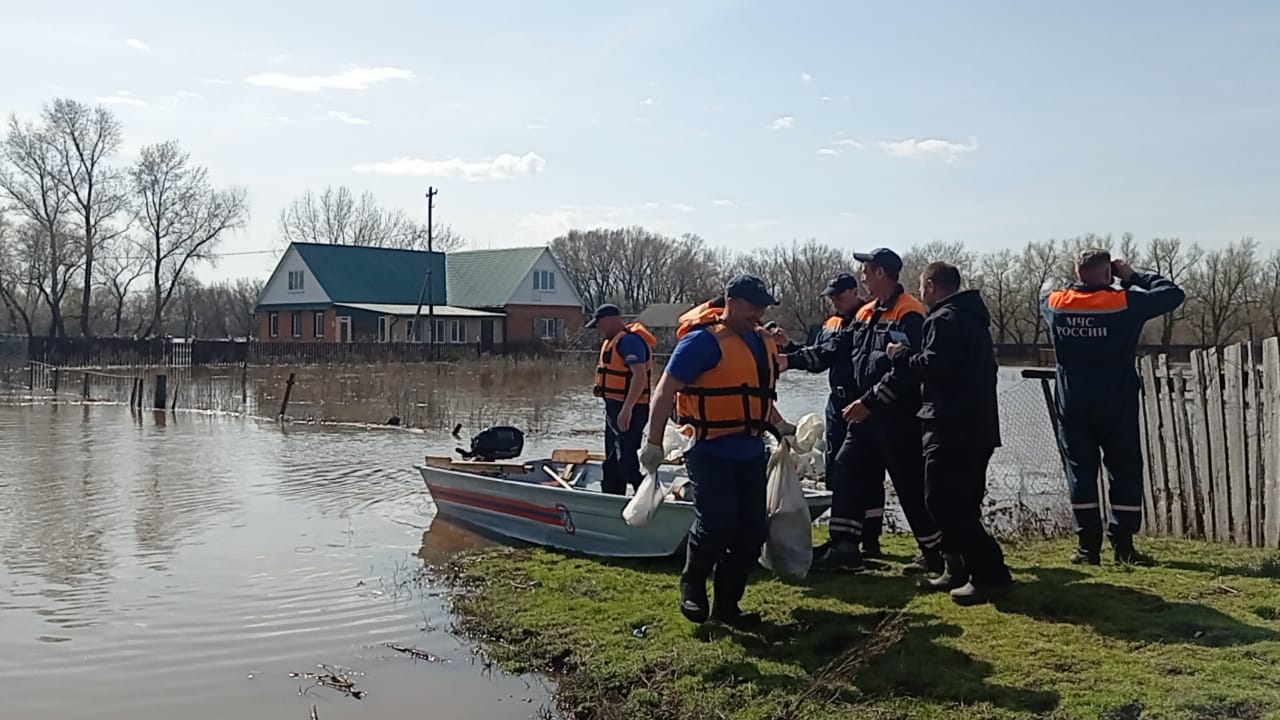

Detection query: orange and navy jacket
xmin=1041 ymin=272 xmax=1185 ymax=392
xmin=782 ymin=312 xmax=857 ymax=394
xmin=593 ymin=323 xmax=658 ymax=404
xmin=673 ymin=304 xmax=781 ymax=440
xmin=786 ymin=285 xmax=926 ymax=414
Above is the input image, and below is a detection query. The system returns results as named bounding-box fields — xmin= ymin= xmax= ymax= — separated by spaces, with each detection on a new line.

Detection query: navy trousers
xmin=1057 ymin=388 xmax=1144 ymax=541
xmin=602 ymin=400 xmax=649 ymax=495
xmin=823 ymin=396 xmax=884 ymax=544
xmin=923 ymin=446 xmax=1011 ymax=585
xmin=684 ymin=449 xmax=768 ymax=577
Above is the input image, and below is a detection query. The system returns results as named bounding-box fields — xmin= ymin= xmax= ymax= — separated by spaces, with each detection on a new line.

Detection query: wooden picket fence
xmin=1137 ymin=337 xmax=1280 ymax=547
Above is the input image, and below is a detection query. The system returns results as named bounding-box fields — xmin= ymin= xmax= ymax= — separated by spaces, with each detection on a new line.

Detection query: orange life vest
xmin=593 ymin=323 xmax=658 ymax=403
xmin=673 ymin=307 xmax=780 ymax=440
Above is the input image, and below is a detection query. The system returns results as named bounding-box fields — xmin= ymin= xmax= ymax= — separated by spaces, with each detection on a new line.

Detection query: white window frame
xmin=533 ymin=269 xmax=556 ymax=291
xmin=406 ymin=318 xmax=417 ymax=342
xmin=450 ymin=319 xmax=466 ymax=343
xmin=268 ymin=312 xmax=279 ymax=338
xmin=538 ymin=317 xmax=562 ymax=341
xmin=291 ymin=312 xmax=302 ymax=338
xmin=378 ymin=316 xmax=389 ymax=343
xmin=287 ymin=270 xmax=304 ymax=291
xmin=313 ymin=311 xmax=325 ymax=339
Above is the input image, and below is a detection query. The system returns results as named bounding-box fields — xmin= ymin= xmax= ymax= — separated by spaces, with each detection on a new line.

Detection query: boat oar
xmin=541 ymin=464 xmax=575 ymax=491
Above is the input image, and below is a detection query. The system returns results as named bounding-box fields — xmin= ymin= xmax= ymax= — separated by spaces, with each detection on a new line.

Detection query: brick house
xmin=252 ymin=243 xmax=584 ymax=352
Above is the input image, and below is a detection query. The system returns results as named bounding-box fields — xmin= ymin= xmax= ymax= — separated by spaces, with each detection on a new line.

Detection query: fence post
xmin=82 ymin=372 xmax=90 ymax=400
xmin=1262 ymin=337 xmax=1280 ymax=548
xmin=154 ymin=374 xmax=168 ymax=410
xmin=1205 ymin=348 xmax=1232 ymax=542
xmin=27 ymin=363 xmax=33 ymax=391
xmin=52 ymin=367 xmax=60 ymax=395
xmin=129 ymin=377 xmax=139 ymax=409
xmin=1223 ymin=343 xmax=1250 ymax=544
xmin=241 ymin=362 xmax=248 ymax=407
xmin=278 ymin=371 xmax=296 ymax=418
xmin=1157 ymin=355 xmax=1185 ymax=537
xmin=1245 ymin=341 xmax=1264 ymax=546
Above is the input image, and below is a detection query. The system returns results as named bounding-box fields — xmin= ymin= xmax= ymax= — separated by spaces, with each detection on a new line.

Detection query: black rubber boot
xmin=922 ymin=554 xmax=969 ymax=593
xmin=709 ymin=559 xmax=760 ymax=629
xmin=1071 ymin=528 xmax=1103 ymax=565
xmin=813 ymin=539 xmax=864 ymax=571
xmin=861 ymin=538 xmax=883 ymax=559
xmin=1111 ymin=534 xmax=1154 ymax=566
xmin=903 ymin=548 xmax=945 ymax=575
xmin=678 ymin=542 xmax=715 ymax=623
xmin=950 ymin=577 xmax=1016 ymax=607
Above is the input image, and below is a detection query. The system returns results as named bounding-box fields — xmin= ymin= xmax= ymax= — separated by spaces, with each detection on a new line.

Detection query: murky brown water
xmin=0 ymin=363 xmax=1066 ymax=719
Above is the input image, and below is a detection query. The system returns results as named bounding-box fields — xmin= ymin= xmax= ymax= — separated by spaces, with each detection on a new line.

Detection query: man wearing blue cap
xmin=777 ymin=272 xmax=883 ymax=558
xmin=588 ymin=303 xmax=658 ymax=495
xmin=640 ymin=274 xmax=796 ymax=627
xmin=798 ymin=248 xmax=943 ymax=574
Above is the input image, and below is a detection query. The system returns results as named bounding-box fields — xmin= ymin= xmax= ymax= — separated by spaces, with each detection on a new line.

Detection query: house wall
xmin=508 ymin=251 xmax=585 ymax=308
xmin=256 ymin=306 xmax=335 ymax=342
xmin=256 ymin=247 xmax=332 ymax=306
xmin=504 ymin=304 xmax=584 ymax=345
xmin=385 ymin=316 xmax=505 ymax=344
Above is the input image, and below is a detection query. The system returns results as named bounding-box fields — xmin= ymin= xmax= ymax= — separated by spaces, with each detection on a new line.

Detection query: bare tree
xmin=0 ymin=114 xmax=80 ymax=335
xmin=278 ymin=185 xmax=464 ymax=252
xmin=0 ymin=214 xmax=36 ymax=336
xmin=98 ymin=234 xmax=148 ymax=335
xmin=1184 ymin=237 xmax=1258 ymax=345
xmin=735 ymin=239 xmax=847 ymax=336
xmin=131 ymin=140 xmax=249 ymax=336
xmin=900 ymin=241 xmax=976 ymax=291
xmin=1141 ymin=237 xmax=1203 ymax=347
xmin=978 ymin=248 xmax=1020 ymax=343
xmin=1017 ymin=239 xmax=1060 ymax=343
xmin=1057 ymin=233 xmax=1116 ymax=284
xmin=44 ymin=99 xmax=130 ymax=336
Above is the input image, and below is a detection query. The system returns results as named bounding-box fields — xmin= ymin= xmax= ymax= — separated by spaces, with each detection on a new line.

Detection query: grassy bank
xmin=439 ymin=531 xmax=1280 ymax=720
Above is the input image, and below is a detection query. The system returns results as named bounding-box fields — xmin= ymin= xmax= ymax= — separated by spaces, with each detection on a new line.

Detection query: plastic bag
xmin=758 ymin=437 xmax=813 ymax=580
xmin=622 ymin=468 xmax=667 ymax=527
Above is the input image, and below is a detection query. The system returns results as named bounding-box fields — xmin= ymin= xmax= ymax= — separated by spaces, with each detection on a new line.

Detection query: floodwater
xmin=0 ymin=362 xmax=1067 ymax=719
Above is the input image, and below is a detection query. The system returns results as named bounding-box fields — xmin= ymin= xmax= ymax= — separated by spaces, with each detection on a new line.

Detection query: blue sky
xmin=1 ymin=0 xmax=1277 ymax=282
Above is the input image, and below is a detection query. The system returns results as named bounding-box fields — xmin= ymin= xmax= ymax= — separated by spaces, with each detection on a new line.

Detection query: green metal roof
xmin=292 ymin=243 xmax=446 ymax=305
xmin=444 ymin=247 xmax=547 ymax=308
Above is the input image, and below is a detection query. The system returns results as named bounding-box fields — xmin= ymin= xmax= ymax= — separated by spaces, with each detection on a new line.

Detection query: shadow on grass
xmin=699 ymin=609 xmax=1062 ymax=716
xmin=993 ymin=568 xmax=1280 ymax=646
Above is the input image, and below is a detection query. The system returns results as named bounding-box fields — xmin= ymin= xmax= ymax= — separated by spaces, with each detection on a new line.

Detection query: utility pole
xmin=411 ymin=186 xmax=438 ymax=351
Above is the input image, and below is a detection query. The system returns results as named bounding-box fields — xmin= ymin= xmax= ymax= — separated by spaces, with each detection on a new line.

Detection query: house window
xmin=378 ymin=316 xmax=388 ymax=343
xmin=291 ymin=312 xmax=302 ymax=338
xmin=287 ymin=270 xmax=305 ymax=291
xmin=268 ymin=312 xmax=279 ymax=338
xmin=405 ymin=319 xmax=417 ymax=342
xmin=450 ymin=319 xmax=466 ymax=343
xmin=434 ymin=319 xmax=446 ymax=342
xmin=533 ymin=269 xmax=555 ymax=291
xmin=538 ymin=318 xmax=563 ymax=341
xmin=313 ymin=311 xmax=325 ymax=339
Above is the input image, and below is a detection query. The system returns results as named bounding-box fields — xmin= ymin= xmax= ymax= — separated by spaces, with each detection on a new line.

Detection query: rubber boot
xmin=1111 ymin=533 xmax=1154 ymax=566
xmin=1070 ymin=528 xmax=1103 ymax=566
xmin=813 ymin=538 xmax=863 ymax=571
xmin=709 ymin=557 xmax=760 ymax=629
xmin=922 ymin=554 xmax=969 ymax=593
xmin=903 ymin=548 xmax=944 ymax=575
xmin=950 ymin=577 xmax=1015 ymax=607
xmin=862 ymin=513 xmax=884 ymax=558
xmin=678 ymin=541 xmax=715 ymax=623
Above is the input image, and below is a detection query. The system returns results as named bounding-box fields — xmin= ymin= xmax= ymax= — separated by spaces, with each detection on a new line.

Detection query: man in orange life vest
xmin=813 ymin=248 xmax=944 ymax=573
xmin=774 ymin=272 xmax=886 ymax=558
xmin=1042 ymin=249 xmax=1185 ymax=565
xmin=640 ymin=274 xmax=796 ymax=627
xmin=588 ymin=303 xmax=658 ymax=496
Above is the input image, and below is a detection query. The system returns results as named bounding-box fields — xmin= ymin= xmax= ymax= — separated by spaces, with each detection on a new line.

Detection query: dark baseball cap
xmin=853 ymin=248 xmax=903 ymax=275
xmin=584 ymin=303 xmax=622 ymax=328
xmin=821 ymin=272 xmax=859 ymax=297
xmin=724 ymin=274 xmax=780 ymax=307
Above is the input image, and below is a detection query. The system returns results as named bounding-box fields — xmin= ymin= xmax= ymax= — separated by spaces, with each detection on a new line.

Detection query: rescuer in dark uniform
xmin=1042 ymin=249 xmax=1186 ymax=565
xmin=776 ymin=272 xmax=885 ymax=558
xmin=793 ymin=249 xmax=944 ymax=573
xmin=588 ymin=303 xmax=658 ymax=495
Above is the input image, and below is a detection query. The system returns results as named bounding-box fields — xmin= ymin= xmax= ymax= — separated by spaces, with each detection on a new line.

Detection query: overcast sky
xmin=2 ymin=0 xmax=1277 ymax=282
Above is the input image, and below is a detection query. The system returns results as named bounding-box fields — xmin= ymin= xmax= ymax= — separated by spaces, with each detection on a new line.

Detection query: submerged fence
xmin=1027 ymin=338 xmax=1280 ymax=549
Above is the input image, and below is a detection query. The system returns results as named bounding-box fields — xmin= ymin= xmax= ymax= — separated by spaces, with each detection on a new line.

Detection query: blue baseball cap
xmin=853 ymin=248 xmax=903 ymax=275
xmin=821 ymin=272 xmax=859 ymax=297
xmin=725 ymin=274 xmax=780 ymax=307
xmin=584 ymin=303 xmax=622 ymax=328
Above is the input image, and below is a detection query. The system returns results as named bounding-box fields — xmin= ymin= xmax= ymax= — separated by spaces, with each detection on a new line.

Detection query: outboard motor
xmin=456 ymin=425 xmax=525 ymax=462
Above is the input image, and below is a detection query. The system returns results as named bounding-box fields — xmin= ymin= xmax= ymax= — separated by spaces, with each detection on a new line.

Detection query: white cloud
xmin=800 ymin=72 xmax=812 ymax=84
xmin=327 ymin=110 xmax=371 ymax=125
xmin=124 ymin=38 xmax=150 ymax=52
xmin=711 ymin=199 xmax=737 ymax=208
xmin=96 ymin=91 xmax=148 ymax=107
xmin=671 ymin=203 xmax=695 ymax=213
xmin=816 ymin=148 xmax=839 ymax=156
xmin=641 ymin=97 xmax=658 ymax=106
xmin=817 ymin=138 xmax=864 ymax=156
xmin=353 ymin=152 xmax=546 ymax=181
xmin=820 ymin=95 xmax=832 ymax=102
xmin=880 ymin=136 xmax=979 ymax=163
xmin=769 ymin=115 xmax=795 ymax=131
xmin=243 ymin=66 xmax=413 ymax=92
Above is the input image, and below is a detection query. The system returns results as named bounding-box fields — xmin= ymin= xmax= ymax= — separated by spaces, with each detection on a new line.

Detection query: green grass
xmin=438 ymin=532 xmax=1280 ymax=720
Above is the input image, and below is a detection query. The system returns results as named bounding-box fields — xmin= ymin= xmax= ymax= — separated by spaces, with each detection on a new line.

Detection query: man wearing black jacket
xmin=888 ymin=262 xmax=1013 ymax=606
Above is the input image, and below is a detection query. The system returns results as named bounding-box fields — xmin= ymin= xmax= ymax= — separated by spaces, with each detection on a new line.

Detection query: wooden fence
xmin=1138 ymin=338 xmax=1280 ymax=547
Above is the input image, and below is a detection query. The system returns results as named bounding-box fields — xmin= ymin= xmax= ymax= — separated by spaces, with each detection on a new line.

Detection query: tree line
xmin=0 ymin=97 xmax=465 ymax=339
xmin=552 ymin=228 xmax=1280 ymax=346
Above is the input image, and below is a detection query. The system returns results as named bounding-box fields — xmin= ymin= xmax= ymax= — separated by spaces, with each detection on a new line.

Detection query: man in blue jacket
xmin=1042 ymin=249 xmax=1186 ymax=565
